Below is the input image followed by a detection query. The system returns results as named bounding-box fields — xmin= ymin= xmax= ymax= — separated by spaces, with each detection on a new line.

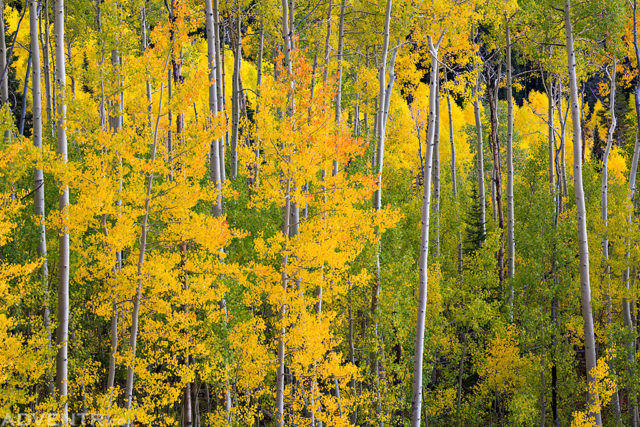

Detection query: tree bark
xmin=30 ymin=0 xmax=53 ymax=397
xmin=564 ymin=2 xmax=602 ymax=424
xmin=54 ymin=0 xmax=69 ymax=421
xmin=411 ymin=36 xmax=441 ymax=427
xmin=372 ymin=0 xmax=393 ymax=211
xmin=627 ymin=3 xmax=640 ymax=424
xmin=601 ymin=59 xmax=622 ymax=425
xmin=487 ymin=69 xmax=504 ymax=286
xmin=213 ymin=0 xmax=225 ymax=183
xmin=205 ymin=0 xmax=222 ymax=216
xmin=432 ymin=72 xmax=440 ymax=257
xmin=506 ymin=18 xmax=515 ymax=314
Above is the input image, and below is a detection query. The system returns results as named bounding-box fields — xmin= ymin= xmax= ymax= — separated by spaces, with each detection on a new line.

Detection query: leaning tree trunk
xmin=411 ymin=35 xmax=441 ymax=427
xmin=564 ymin=2 xmax=602 ymax=425
xmin=54 ymin=0 xmax=70 ymax=422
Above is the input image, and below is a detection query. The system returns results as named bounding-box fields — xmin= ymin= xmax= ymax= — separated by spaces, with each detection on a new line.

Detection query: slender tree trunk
xmin=276 ymin=2 xmax=295 ymax=423
xmin=545 ymin=73 xmax=555 ymax=188
xmin=0 ymin=0 xmax=8 ymax=108
xmin=213 ymin=0 xmax=225 ymax=183
xmin=627 ymin=4 xmax=640 ymax=425
xmin=447 ymin=92 xmax=463 ymax=273
xmin=251 ymin=20 xmax=264 ymax=191
xmin=124 ymin=81 xmax=164 ymax=424
xmin=333 ymin=0 xmax=346 ymax=175
xmin=370 ymin=5 xmax=393 ymax=425
xmin=206 ymin=0 xmax=222 ymax=216
xmin=487 ymin=72 xmax=505 ymax=286
xmin=19 ymin=50 xmax=32 ymax=135
xmin=373 ymin=0 xmax=392 ymax=211
xmin=411 ymin=36 xmax=441 ymax=427
xmin=54 ymin=0 xmax=69 ymax=421
xmin=30 ymin=0 xmax=53 ymax=397
xmin=432 ymin=72 xmax=440 ymax=257
xmin=0 ymin=0 xmax=9 ymax=143
xmin=506 ymin=19 xmax=515 ymax=317
xmin=40 ymin=0 xmax=53 ymax=126
xmin=602 ymin=59 xmax=622 ymax=425
xmin=322 ymin=0 xmax=332 ymax=83
xmin=564 ymin=2 xmax=602 ymax=424
xmin=230 ymin=8 xmax=242 ymax=179
xmin=473 ymin=71 xmax=486 ymax=241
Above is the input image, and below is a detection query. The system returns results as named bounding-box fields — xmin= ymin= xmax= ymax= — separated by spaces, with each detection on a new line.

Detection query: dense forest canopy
xmin=1 ymin=0 xmax=640 ymax=426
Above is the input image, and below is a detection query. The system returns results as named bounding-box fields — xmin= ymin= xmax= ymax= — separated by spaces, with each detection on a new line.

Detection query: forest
xmin=1 ymin=0 xmax=640 ymax=425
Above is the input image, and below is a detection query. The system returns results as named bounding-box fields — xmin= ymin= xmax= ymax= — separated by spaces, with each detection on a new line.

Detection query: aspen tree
xmin=564 ymin=1 xmax=601 ymax=424
xmin=505 ymin=15 xmax=515 ymax=307
xmin=54 ymin=0 xmax=69 ymax=420
xmin=29 ymin=0 xmax=52 ymax=397
xmin=411 ymin=34 xmax=442 ymax=427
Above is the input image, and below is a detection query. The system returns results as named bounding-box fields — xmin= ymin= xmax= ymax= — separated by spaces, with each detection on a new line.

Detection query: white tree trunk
xmin=205 ymin=0 xmax=222 ymax=216
xmin=432 ymin=74 xmax=440 ymax=257
xmin=213 ymin=0 xmax=225 ymax=183
xmin=506 ymin=19 xmax=515 ymax=306
xmin=564 ymin=2 xmax=602 ymax=424
xmin=411 ymin=36 xmax=440 ymax=427
xmin=373 ymin=0 xmax=393 ymax=211
xmin=54 ymin=0 xmax=69 ymax=421
xmin=30 ymin=0 xmax=53 ymax=397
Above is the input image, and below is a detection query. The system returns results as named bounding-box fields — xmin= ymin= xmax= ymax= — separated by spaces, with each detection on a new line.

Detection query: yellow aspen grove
xmin=0 ymin=0 xmax=638 ymax=425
